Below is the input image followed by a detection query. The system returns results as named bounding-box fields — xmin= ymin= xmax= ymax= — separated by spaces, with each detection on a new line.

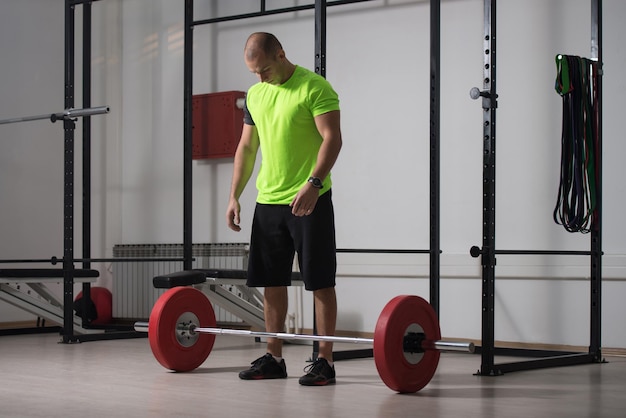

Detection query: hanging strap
xmin=554 ymin=54 xmax=572 ymax=95
xmin=553 ymin=54 xmax=598 ymax=233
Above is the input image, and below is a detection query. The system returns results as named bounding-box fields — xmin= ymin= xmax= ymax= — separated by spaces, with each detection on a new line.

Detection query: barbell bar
xmin=0 ymin=105 xmax=109 ymax=125
xmin=133 ymin=322 xmax=472 ymax=353
xmin=136 ymin=286 xmax=474 ymax=393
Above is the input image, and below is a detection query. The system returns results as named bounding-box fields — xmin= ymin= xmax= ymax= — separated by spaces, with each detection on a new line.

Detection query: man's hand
xmin=226 ymin=198 xmax=242 ymax=231
xmin=290 ymin=183 xmax=320 ymax=217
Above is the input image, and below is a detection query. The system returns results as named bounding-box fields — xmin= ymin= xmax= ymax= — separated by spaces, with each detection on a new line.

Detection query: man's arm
xmin=311 ymin=110 xmax=342 ymax=181
xmin=226 ymin=123 xmax=260 ymax=231
xmin=290 ymin=110 xmax=342 ymax=216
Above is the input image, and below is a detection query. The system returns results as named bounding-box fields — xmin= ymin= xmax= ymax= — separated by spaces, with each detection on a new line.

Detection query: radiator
xmin=112 ymin=243 xmax=249 ymax=322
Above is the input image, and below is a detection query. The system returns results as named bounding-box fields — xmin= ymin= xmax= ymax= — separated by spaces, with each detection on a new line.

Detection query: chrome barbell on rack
xmin=0 ymin=106 xmax=110 ymax=125
xmin=134 ymin=287 xmax=474 ymax=393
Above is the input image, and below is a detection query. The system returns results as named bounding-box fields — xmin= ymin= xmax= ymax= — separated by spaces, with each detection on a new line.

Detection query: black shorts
xmin=247 ymin=190 xmax=336 ymax=291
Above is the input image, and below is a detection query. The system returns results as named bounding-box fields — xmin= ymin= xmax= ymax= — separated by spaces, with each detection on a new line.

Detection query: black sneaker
xmin=298 ymin=358 xmax=336 ymax=386
xmin=238 ymin=354 xmax=287 ymax=380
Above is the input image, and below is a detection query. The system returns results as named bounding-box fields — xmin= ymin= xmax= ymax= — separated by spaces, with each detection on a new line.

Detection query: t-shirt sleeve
xmin=309 ymin=78 xmax=340 ymax=117
xmin=242 ymin=97 xmax=255 ymax=125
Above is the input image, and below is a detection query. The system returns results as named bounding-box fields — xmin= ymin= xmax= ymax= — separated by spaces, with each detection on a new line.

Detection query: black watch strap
xmin=308 ymin=176 xmax=323 ymax=189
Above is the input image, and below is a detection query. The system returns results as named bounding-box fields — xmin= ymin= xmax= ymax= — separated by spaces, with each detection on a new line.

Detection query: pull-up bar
xmin=191 ymin=0 xmax=375 ymax=26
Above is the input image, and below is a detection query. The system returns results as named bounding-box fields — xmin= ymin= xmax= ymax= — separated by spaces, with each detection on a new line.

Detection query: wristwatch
xmin=307 ymin=176 xmax=323 ymax=189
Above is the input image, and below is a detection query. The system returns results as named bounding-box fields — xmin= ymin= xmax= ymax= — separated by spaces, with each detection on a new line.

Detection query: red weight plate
xmin=373 ymin=295 xmax=441 ymax=393
xmin=148 ymin=287 xmax=216 ymax=372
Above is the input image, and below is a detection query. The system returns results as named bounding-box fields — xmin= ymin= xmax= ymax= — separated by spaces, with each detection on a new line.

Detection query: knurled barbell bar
xmin=134 ymin=286 xmax=474 ymax=393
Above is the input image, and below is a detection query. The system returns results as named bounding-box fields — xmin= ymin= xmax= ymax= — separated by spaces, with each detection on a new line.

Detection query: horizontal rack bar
xmin=192 ymin=0 xmax=375 ymax=26
xmin=0 ymin=268 xmax=99 ymax=279
xmin=1 ymin=250 xmax=429 ymax=263
xmin=337 ymin=248 xmax=430 ymax=254
xmin=0 ymin=257 xmax=192 ymax=265
xmin=69 ymin=0 xmax=104 ymax=5
xmin=495 ymin=250 xmax=595 ymax=256
xmin=76 ymin=257 xmax=191 ymax=263
xmin=470 ymin=246 xmax=595 ymax=257
xmin=487 ymin=353 xmax=601 ymax=375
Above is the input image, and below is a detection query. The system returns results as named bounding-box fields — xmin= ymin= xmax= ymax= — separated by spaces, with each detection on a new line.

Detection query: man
xmin=226 ymin=32 xmax=342 ymax=386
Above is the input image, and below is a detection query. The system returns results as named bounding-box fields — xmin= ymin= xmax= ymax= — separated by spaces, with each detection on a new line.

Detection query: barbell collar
xmin=51 ymin=106 xmax=110 ymax=122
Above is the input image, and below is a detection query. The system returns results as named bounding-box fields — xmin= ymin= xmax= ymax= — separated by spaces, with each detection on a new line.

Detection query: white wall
xmin=1 ymin=0 xmax=625 ymax=349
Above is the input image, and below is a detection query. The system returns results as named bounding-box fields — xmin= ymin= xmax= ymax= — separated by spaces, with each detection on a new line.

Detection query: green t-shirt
xmin=245 ymin=65 xmax=340 ymax=204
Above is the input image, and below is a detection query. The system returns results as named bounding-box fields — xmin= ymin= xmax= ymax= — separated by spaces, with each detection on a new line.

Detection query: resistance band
xmin=553 ymin=54 xmax=599 ymax=233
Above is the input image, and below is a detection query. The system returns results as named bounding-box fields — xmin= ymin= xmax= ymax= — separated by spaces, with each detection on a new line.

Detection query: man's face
xmin=245 ymin=51 xmax=283 ymax=85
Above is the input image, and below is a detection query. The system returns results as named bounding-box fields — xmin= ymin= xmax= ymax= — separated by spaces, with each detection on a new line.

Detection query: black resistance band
xmin=553 ymin=54 xmax=599 ymax=233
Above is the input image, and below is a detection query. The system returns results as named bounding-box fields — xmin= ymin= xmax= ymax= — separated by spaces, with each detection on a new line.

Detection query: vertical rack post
xmin=589 ymin=0 xmax=603 ymax=360
xmin=479 ymin=0 xmax=498 ymax=375
xmin=315 ymin=0 xmax=326 ymax=78
xmin=429 ymin=0 xmax=441 ymax=315
xmin=81 ymin=0 xmax=93 ymax=325
xmin=183 ymin=0 xmax=194 ymax=270
xmin=311 ymin=0 xmax=327 ymax=361
xmin=63 ymin=0 xmax=77 ymax=342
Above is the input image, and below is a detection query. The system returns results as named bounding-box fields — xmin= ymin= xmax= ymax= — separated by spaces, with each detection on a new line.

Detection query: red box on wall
xmin=192 ymin=90 xmax=245 ymax=159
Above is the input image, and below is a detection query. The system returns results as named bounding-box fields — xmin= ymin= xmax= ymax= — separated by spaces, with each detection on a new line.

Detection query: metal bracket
xmin=470 ymin=87 xmax=498 ymax=109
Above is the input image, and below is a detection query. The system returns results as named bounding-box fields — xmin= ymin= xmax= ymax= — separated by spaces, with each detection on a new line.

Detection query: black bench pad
xmin=153 ymin=270 xmax=208 ymax=288
xmin=197 ymin=269 xmax=302 ymax=282
xmin=153 ymin=269 xmax=302 ymax=289
xmin=152 ymin=269 xmax=249 ymax=288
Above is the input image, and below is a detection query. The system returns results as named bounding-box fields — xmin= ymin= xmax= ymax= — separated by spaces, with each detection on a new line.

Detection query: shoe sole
xmin=239 ymin=374 xmax=287 ymax=380
xmin=299 ymin=378 xmax=336 ymax=386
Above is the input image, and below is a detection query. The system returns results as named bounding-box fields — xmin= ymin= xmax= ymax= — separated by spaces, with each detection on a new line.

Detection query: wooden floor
xmin=0 ymin=332 xmax=624 ymax=418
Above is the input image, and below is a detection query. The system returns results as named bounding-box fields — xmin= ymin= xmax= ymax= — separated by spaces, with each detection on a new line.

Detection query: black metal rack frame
xmin=16 ymin=0 xmax=188 ymax=342
xmin=11 ymin=0 xmax=146 ymax=342
xmin=181 ymin=0 xmax=442 ymax=308
xmin=181 ymin=0 xmax=442 ymax=360
xmin=0 ymin=0 xmax=113 ymax=341
xmin=471 ymin=0 xmax=604 ymax=375
xmin=63 ymin=1 xmax=144 ymax=341
xmin=0 ymin=0 xmax=439 ymax=343
xmin=8 ymin=1 xmax=602 ymax=372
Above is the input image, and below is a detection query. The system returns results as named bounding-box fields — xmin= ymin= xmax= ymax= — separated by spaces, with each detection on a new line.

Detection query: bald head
xmin=243 ymin=32 xmax=295 ymax=85
xmin=244 ymin=32 xmax=283 ymax=62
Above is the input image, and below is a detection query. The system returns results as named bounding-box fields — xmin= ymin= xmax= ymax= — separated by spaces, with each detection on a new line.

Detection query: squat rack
xmin=71 ymin=0 xmax=604 ymax=374
xmin=470 ymin=0 xmax=604 ymax=375
xmin=0 ymin=0 xmax=184 ymax=342
xmin=3 ymin=1 xmax=603 ymax=375
xmin=0 ymin=1 xmax=112 ymax=342
xmin=181 ymin=0 xmax=442 ymax=360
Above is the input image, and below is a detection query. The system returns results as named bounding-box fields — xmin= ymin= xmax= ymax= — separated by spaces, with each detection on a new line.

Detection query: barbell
xmin=135 ymin=286 xmax=474 ymax=393
xmin=0 ymin=106 xmax=110 ymax=125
